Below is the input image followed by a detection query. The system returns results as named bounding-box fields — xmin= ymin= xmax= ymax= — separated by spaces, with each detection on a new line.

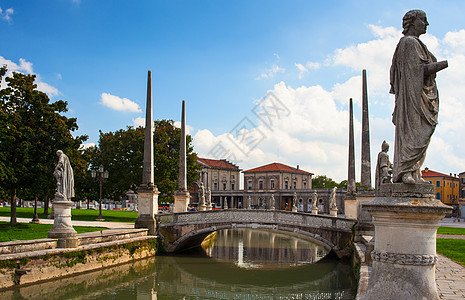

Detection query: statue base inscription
xmin=362 ymin=183 xmax=451 ymax=300
xmin=173 ymin=190 xmax=190 ymax=213
xmin=47 ymin=196 xmax=78 ymax=248
xmin=135 ymin=185 xmax=159 ymax=235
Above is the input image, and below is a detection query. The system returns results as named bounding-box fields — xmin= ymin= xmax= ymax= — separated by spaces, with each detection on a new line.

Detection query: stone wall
xmin=0 ymin=236 xmax=157 ymax=290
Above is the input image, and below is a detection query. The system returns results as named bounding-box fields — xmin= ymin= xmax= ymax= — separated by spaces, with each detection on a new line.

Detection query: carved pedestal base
xmin=135 ymin=185 xmax=159 ymax=235
xmin=198 ymin=205 xmax=207 ymax=211
xmin=206 ymin=204 xmax=212 ymax=211
xmin=291 ymin=205 xmax=297 ymax=212
xmin=47 ymin=197 xmax=78 ymax=248
xmin=173 ymin=190 xmax=190 ymax=213
xmin=362 ymin=183 xmax=452 ymax=300
xmin=311 ymin=207 xmax=318 ymax=215
xmin=330 ymin=208 xmax=338 ymax=217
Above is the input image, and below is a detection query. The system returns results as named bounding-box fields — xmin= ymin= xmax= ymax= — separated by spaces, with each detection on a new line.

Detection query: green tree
xmin=312 ymin=175 xmax=338 ymax=189
xmin=0 ymin=68 xmax=87 ymax=224
xmin=91 ymin=120 xmax=200 ymax=204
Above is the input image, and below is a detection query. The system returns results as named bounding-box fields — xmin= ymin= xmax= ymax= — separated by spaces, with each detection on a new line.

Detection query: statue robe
xmin=55 ymin=153 xmax=75 ymax=199
xmin=390 ymin=36 xmax=439 ymax=182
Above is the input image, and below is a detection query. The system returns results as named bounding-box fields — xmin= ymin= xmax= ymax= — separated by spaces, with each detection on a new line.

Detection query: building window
xmin=293 ymin=182 xmax=297 ymax=189
xmin=436 ymin=192 xmax=441 ymax=200
xmin=223 ymin=183 xmax=226 ymax=190
xmin=214 ymin=182 xmax=218 ymax=190
xmin=247 ymin=181 xmax=252 ymax=190
xmin=285 ymin=181 xmax=289 ymax=189
xmin=436 ymin=181 xmax=440 ymax=187
xmin=231 ymin=175 xmax=235 ymax=179
xmin=231 ymin=183 xmax=235 ymax=190
xmin=259 ymin=181 xmax=264 ymax=190
xmin=271 ymin=180 xmax=275 ymax=189
xmin=303 ymin=182 xmax=307 ymax=189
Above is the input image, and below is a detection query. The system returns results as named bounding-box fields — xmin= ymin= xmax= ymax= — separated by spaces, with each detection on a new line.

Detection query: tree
xmin=0 ymin=68 xmax=87 ymax=224
xmin=312 ymin=175 xmax=338 ymax=189
xmin=91 ymin=120 xmax=200 ymax=204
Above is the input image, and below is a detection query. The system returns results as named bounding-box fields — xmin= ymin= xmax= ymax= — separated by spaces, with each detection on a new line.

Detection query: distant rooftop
xmin=421 ymin=168 xmax=458 ymax=179
xmin=197 ymin=158 xmax=241 ymax=171
xmin=243 ymin=162 xmax=313 ymax=175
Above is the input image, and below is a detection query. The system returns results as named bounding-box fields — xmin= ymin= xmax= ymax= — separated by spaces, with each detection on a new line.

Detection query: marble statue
xmin=54 ymin=150 xmax=74 ymax=200
xmin=312 ymin=191 xmax=318 ymax=207
xmin=206 ymin=187 xmax=212 ymax=207
xmin=247 ymin=196 xmax=252 ymax=209
xmin=329 ymin=187 xmax=337 ymax=209
xmin=198 ymin=182 xmax=206 ymax=207
xmin=390 ymin=9 xmax=448 ymax=184
xmin=270 ymin=194 xmax=275 ymax=210
xmin=375 ymin=141 xmax=393 ymax=192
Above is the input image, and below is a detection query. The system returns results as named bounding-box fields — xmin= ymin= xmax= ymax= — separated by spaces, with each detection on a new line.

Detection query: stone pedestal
xmin=292 ymin=205 xmax=297 ymax=212
xmin=362 ymin=183 xmax=452 ymax=300
xmin=135 ymin=185 xmax=159 ymax=235
xmin=47 ymin=196 xmax=78 ymax=248
xmin=173 ymin=190 xmax=190 ymax=213
xmin=330 ymin=208 xmax=338 ymax=217
xmin=311 ymin=207 xmax=318 ymax=215
xmin=344 ymin=195 xmax=358 ymax=220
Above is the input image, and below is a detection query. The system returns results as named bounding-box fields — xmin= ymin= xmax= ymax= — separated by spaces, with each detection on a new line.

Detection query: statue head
xmin=56 ymin=150 xmax=63 ymax=157
xmin=382 ymin=140 xmax=389 ymax=152
xmin=402 ymin=9 xmax=428 ymax=36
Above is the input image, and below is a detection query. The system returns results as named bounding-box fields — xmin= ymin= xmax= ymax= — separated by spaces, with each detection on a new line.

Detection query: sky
xmin=2 ymin=0 xmax=465 ymax=183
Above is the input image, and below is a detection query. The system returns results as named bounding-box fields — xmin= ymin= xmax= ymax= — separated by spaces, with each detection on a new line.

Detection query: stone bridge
xmin=155 ymin=209 xmax=356 ymax=257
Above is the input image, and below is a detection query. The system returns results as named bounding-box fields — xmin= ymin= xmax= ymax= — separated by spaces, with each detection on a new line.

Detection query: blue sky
xmin=2 ymin=0 xmax=465 ymax=182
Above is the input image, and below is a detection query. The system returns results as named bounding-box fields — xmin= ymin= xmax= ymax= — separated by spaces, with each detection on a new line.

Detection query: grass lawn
xmin=0 ymin=222 xmax=105 ymax=242
xmin=0 ymin=207 xmax=138 ymax=223
xmin=437 ymin=238 xmax=465 ymax=266
xmin=437 ymin=226 xmax=465 ymax=235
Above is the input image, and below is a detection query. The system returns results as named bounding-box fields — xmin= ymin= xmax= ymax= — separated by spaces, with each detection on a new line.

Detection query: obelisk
xmin=347 ymin=98 xmax=356 ymax=196
xmin=135 ymin=70 xmax=159 ymax=234
xmin=361 ymin=69 xmax=372 ymax=190
xmin=174 ymin=100 xmax=191 ymax=213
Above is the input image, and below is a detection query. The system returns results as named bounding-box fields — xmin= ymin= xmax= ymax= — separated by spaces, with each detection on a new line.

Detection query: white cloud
xmin=305 ymin=62 xmax=321 ymax=70
xmin=100 ymin=93 xmax=141 ymax=112
xmin=80 ymin=142 xmax=96 ymax=150
xmin=255 ymin=64 xmax=285 ymax=80
xmin=133 ymin=117 xmax=145 ymax=128
xmin=193 ymin=24 xmax=465 ymax=182
xmin=173 ymin=121 xmax=194 ymax=135
xmin=0 ymin=7 xmax=14 ymax=23
xmin=0 ymin=56 xmax=60 ymax=97
xmin=294 ymin=63 xmax=308 ymax=79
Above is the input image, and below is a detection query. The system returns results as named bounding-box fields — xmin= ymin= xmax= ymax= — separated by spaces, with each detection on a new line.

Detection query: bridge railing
xmin=156 ymin=209 xmax=355 ymax=231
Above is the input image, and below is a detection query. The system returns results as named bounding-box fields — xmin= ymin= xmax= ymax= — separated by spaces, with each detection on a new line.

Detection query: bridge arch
xmin=156 ymin=209 xmax=355 ymax=257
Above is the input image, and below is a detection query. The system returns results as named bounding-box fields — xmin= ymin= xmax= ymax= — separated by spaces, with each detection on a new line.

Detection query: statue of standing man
xmin=390 ymin=10 xmax=448 ymax=184
xmin=54 ymin=150 xmax=74 ymax=200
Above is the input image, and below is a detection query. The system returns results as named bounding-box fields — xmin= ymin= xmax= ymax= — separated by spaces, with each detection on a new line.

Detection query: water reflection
xmin=204 ymin=229 xmax=328 ymax=269
xmin=7 ymin=229 xmax=356 ymax=300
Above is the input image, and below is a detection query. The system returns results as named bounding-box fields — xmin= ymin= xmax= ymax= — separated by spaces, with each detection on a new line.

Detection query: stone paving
xmin=436 ymin=254 xmax=465 ymax=299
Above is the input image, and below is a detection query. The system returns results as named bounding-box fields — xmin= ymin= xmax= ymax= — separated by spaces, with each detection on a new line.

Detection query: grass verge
xmin=0 ymin=207 xmax=137 ymax=223
xmin=437 ymin=238 xmax=465 ymax=266
xmin=0 ymin=221 xmax=106 ymax=242
xmin=437 ymin=226 xmax=465 ymax=235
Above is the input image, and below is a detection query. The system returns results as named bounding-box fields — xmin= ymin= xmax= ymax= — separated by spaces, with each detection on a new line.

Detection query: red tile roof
xmin=197 ymin=158 xmax=241 ymax=171
xmin=243 ymin=162 xmax=313 ymax=175
xmin=421 ymin=169 xmax=458 ymax=179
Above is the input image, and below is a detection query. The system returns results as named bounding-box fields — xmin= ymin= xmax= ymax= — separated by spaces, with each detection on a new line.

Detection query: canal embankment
xmin=0 ymin=228 xmax=157 ymax=290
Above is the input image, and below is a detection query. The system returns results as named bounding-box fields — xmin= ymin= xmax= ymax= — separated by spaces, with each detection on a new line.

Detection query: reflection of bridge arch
xmin=156 ymin=209 xmax=355 ymax=257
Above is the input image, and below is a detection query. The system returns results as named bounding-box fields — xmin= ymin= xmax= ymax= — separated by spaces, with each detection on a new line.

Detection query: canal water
xmin=7 ymin=229 xmax=356 ymax=299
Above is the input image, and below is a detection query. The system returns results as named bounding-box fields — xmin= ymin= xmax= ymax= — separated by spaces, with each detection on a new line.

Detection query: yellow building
xmin=421 ymin=168 xmax=459 ymax=205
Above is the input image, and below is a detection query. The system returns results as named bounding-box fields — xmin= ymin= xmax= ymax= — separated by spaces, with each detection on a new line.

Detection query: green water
xmin=7 ymin=229 xmax=356 ymax=299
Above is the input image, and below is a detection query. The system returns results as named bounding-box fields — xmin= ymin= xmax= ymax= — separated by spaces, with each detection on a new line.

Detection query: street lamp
xmin=91 ymin=165 xmax=109 ymax=221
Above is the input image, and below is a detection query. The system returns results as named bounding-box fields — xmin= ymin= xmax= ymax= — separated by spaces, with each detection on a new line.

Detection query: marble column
xmin=135 ymin=70 xmax=159 ymax=235
xmin=174 ymin=100 xmax=190 ymax=213
xmin=361 ymin=69 xmax=372 ymax=190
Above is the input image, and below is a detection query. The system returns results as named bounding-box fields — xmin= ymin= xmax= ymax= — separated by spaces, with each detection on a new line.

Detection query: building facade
xmin=242 ymin=162 xmax=345 ymax=214
xmin=421 ymin=168 xmax=459 ymax=206
xmin=196 ymin=158 xmax=243 ymax=208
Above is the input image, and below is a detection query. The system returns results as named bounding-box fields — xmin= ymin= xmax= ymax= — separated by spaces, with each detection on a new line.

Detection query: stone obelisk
xmin=174 ymin=100 xmax=191 ymax=213
xmin=135 ymin=70 xmax=159 ymax=235
xmin=347 ymin=98 xmax=356 ymax=196
xmin=361 ymin=69 xmax=372 ymax=190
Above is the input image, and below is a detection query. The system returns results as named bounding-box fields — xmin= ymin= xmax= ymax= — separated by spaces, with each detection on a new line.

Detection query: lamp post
xmin=92 ymin=165 xmax=109 ymax=221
